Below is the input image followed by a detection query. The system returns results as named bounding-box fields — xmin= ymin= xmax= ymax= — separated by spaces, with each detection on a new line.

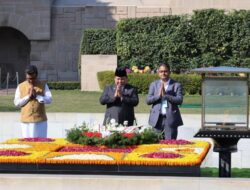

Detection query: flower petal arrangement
xmin=4 ymin=138 xmax=69 ymax=145
xmin=0 ymin=138 xmax=210 ymax=167
xmin=0 ymin=150 xmax=49 ymax=164
xmin=39 ymin=151 xmax=124 ymax=165
xmin=0 ymin=124 xmax=211 ymax=175
xmin=59 ymin=145 xmax=136 ymax=153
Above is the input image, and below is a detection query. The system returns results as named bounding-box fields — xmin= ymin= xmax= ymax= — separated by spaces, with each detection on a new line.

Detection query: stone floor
xmin=0 ymin=174 xmax=250 ymax=190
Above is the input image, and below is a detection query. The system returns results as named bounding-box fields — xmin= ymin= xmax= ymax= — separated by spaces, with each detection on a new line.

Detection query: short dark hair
xmin=25 ymin=65 xmax=38 ymax=76
xmin=115 ymin=67 xmax=127 ymax=77
xmin=159 ymin=63 xmax=170 ymax=71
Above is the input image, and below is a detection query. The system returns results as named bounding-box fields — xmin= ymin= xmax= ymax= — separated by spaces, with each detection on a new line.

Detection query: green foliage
xmin=66 ymin=124 xmax=161 ymax=147
xmin=66 ymin=123 xmax=89 ymax=144
xmin=128 ymin=73 xmax=159 ymax=94
xmin=137 ymin=128 xmax=163 ymax=144
xmin=116 ymin=15 xmax=193 ymax=72
xmin=97 ymin=71 xmax=202 ymax=95
xmin=104 ymin=132 xmax=138 ymax=148
xmin=81 ymin=9 xmax=250 ymax=71
xmin=47 ymin=81 xmax=80 ymax=90
xmin=97 ymin=71 xmax=115 ymax=90
xmin=172 ymin=74 xmax=201 ymax=95
xmin=77 ymin=132 xmax=104 ymax=146
xmin=81 ymin=28 xmax=116 ymax=54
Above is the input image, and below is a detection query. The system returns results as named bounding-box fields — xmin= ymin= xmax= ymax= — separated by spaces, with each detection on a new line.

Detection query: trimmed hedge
xmin=47 ymin=81 xmax=80 ymax=90
xmin=97 ymin=71 xmax=201 ymax=95
xmin=97 ymin=71 xmax=115 ymax=90
xmin=81 ymin=9 xmax=250 ymax=72
xmin=80 ymin=28 xmax=116 ymax=54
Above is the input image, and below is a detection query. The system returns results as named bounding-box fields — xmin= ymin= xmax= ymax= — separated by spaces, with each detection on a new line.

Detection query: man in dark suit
xmin=100 ymin=67 xmax=139 ymax=126
xmin=146 ymin=63 xmax=183 ymax=139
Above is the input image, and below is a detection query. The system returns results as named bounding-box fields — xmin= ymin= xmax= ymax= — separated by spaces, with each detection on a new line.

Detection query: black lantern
xmin=192 ymin=66 xmax=250 ymax=177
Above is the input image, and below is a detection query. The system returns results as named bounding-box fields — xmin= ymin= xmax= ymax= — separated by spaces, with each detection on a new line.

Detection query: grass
xmin=201 ymin=167 xmax=250 ymax=177
xmin=0 ymin=90 xmax=202 ymax=113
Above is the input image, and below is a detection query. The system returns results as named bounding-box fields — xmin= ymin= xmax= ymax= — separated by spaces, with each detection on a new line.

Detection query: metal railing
xmin=0 ymin=67 xmax=19 ymax=94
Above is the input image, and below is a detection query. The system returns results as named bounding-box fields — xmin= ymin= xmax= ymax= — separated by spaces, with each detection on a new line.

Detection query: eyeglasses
xmin=159 ymin=70 xmax=169 ymax=73
xmin=26 ymin=77 xmax=36 ymax=80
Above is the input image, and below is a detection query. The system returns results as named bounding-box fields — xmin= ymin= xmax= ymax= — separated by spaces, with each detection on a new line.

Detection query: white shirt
xmin=14 ymin=84 xmax=52 ymax=107
xmin=161 ymin=80 xmax=170 ymax=115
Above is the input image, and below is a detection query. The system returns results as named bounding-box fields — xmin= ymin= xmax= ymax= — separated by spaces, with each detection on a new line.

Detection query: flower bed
xmin=0 ymin=138 xmax=210 ymax=167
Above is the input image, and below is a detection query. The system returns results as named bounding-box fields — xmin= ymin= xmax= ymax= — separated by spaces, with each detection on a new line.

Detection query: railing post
xmin=16 ymin=72 xmax=19 ymax=85
xmin=6 ymin=72 xmax=9 ymax=95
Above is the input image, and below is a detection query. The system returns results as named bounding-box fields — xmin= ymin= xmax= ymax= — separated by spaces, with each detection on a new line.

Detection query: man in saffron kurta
xmin=14 ymin=65 xmax=52 ymax=138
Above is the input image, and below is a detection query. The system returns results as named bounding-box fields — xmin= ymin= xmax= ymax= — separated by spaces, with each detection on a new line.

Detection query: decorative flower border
xmin=120 ymin=141 xmax=211 ymax=166
xmin=38 ymin=152 xmax=124 ymax=165
xmin=0 ymin=139 xmax=211 ymax=166
xmin=0 ymin=151 xmax=49 ymax=163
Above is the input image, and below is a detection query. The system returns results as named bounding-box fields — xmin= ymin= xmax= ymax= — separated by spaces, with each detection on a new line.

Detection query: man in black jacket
xmin=99 ymin=67 xmax=139 ymax=126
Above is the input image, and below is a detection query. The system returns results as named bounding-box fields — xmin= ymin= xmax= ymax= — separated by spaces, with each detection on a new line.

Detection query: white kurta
xmin=14 ymin=84 xmax=52 ymax=138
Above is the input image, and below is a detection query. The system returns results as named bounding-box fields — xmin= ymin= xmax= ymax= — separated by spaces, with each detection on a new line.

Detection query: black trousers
xmin=154 ymin=114 xmax=178 ymax=140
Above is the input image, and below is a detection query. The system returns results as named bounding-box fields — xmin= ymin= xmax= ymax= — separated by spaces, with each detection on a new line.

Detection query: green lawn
xmin=201 ymin=167 xmax=250 ymax=177
xmin=1 ymin=90 xmax=201 ymax=113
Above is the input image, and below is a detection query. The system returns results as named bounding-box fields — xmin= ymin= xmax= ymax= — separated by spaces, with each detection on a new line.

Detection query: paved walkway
xmin=0 ymin=174 xmax=250 ymax=190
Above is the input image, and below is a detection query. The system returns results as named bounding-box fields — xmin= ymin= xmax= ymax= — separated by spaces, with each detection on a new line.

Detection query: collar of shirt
xmin=164 ymin=79 xmax=170 ymax=91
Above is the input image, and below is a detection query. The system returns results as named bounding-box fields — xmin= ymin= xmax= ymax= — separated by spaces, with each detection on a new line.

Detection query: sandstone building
xmin=0 ymin=0 xmax=249 ymax=82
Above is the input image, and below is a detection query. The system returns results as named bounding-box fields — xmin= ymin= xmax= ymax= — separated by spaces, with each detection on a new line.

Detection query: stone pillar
xmin=81 ymin=55 xmax=117 ymax=91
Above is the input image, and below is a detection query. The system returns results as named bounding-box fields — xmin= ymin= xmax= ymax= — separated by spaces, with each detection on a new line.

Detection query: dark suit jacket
xmin=99 ymin=84 xmax=139 ymax=126
xmin=146 ymin=79 xmax=183 ymax=128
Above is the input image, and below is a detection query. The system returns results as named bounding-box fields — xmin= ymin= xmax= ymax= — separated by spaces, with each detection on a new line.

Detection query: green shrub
xmin=81 ymin=28 xmax=116 ymax=54
xmin=97 ymin=71 xmax=115 ymax=90
xmin=47 ymin=81 xmax=80 ymax=90
xmin=116 ymin=15 xmax=193 ymax=72
xmin=171 ymin=74 xmax=201 ymax=95
xmin=81 ymin=9 xmax=250 ymax=71
xmin=97 ymin=71 xmax=201 ymax=95
xmin=128 ymin=73 xmax=159 ymax=94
